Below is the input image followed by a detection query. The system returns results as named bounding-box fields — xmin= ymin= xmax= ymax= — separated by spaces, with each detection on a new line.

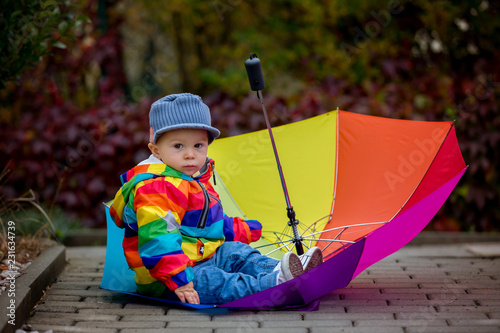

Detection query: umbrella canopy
xmin=208 ymin=109 xmax=466 ymax=307
xmin=101 ymin=110 xmax=466 ymax=310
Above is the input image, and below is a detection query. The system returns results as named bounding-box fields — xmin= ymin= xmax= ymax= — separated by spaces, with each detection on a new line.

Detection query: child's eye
xmin=194 ymin=143 xmax=204 ymax=149
xmin=174 ymin=144 xmax=183 ymax=149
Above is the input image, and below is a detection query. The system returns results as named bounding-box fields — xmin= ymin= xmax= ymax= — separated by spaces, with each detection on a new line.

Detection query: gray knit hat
xmin=149 ymin=93 xmax=220 ymax=144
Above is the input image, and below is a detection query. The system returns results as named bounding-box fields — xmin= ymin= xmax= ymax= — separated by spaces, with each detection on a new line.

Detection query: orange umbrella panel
xmin=318 ymin=111 xmax=465 ymax=256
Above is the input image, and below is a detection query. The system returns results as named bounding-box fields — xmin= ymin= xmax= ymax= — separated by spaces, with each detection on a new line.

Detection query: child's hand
xmin=174 ymin=281 xmax=200 ymax=304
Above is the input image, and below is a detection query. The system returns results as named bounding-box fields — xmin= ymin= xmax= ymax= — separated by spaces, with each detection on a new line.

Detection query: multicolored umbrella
xmin=101 ymin=109 xmax=466 ymax=310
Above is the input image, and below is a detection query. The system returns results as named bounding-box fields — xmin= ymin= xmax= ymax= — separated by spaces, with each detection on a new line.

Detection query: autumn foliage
xmin=1 ymin=0 xmax=499 ymax=230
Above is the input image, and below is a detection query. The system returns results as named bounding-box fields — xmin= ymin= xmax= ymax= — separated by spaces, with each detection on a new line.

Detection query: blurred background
xmin=0 ymin=0 xmax=498 ymax=237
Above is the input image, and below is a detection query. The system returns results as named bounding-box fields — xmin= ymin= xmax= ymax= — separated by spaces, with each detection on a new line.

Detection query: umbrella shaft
xmin=257 ymin=91 xmax=304 ymax=255
xmin=257 ymin=91 xmax=292 ymax=208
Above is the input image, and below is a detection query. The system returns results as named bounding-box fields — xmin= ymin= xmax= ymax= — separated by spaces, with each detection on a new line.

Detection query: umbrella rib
xmin=259 ymin=240 xmax=294 ymax=256
xmin=259 ymin=231 xmax=295 ymax=254
xmin=299 ymin=214 xmax=332 ymax=236
xmin=256 ymin=240 xmax=288 ymax=248
xmin=329 ymin=109 xmax=340 ymax=222
xmin=319 ymin=237 xmax=351 ymax=254
xmin=305 ymin=221 xmax=389 ymax=239
xmin=263 ymin=231 xmax=294 ymax=240
xmin=301 ymin=238 xmax=355 ymax=243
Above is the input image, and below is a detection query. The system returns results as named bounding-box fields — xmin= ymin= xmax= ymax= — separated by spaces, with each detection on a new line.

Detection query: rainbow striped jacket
xmin=109 ymin=155 xmax=262 ymax=296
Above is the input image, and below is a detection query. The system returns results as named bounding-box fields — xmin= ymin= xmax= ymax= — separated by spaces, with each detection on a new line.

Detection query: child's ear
xmin=148 ymin=143 xmax=160 ymax=159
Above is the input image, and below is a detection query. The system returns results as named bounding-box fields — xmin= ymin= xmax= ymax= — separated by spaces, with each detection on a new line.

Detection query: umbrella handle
xmin=245 ymin=54 xmax=304 ymax=255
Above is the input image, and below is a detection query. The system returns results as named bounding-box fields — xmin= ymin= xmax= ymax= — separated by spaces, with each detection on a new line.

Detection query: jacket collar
xmin=120 ymin=155 xmax=214 ymax=185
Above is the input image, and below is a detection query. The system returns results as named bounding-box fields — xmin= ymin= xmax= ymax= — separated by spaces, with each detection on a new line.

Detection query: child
xmin=109 ymin=93 xmax=323 ymax=304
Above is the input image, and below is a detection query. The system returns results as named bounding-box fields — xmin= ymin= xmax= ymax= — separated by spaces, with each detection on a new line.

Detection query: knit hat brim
xmin=153 ymin=123 xmax=220 ymax=144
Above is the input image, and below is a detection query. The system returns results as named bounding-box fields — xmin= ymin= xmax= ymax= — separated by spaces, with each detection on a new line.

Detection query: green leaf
xmin=76 ymin=15 xmax=92 ymax=23
xmin=10 ymin=10 xmax=22 ymax=19
xmin=52 ymin=41 xmax=67 ymax=49
xmin=58 ymin=21 xmax=68 ymax=34
xmin=38 ymin=9 xmax=53 ymax=19
xmin=42 ymin=0 xmax=58 ymax=9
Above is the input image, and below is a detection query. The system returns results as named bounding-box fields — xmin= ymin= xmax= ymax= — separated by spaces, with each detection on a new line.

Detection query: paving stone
xmin=29 ymin=324 xmax=117 ymax=333
xmin=419 ymin=283 xmax=473 ymax=289
xmin=217 ymin=329 xmax=307 ymax=333
xmin=336 ymin=288 xmax=382 ymax=294
xmin=59 ymin=272 xmax=103 ymax=278
xmin=479 ymin=300 xmax=500 ymax=306
xmin=27 ymin=316 xmax=75 ymax=326
xmin=37 ymin=300 xmax=123 ymax=310
xmin=327 ymin=299 xmax=388 ymax=306
xmin=82 ymin=296 xmax=126 ymax=303
xmin=347 ymin=305 xmax=437 ymax=313
xmin=47 ymin=289 xmax=115 ymax=297
xmin=466 ymin=288 xmax=500 ymax=295
xmin=122 ymin=314 xmax=209 ymax=322
xmin=449 ymin=319 xmax=500 ymax=326
xmin=50 ymin=283 xmax=88 ymax=290
xmin=304 ymin=311 xmax=394 ymax=320
xmin=17 ymin=243 xmax=500 ymax=333
xmin=28 ymin=313 xmax=118 ymax=325
xmin=123 ymin=330 xmax=212 ymax=333
xmin=436 ymin=305 xmax=499 ymax=313
xmin=381 ymin=287 xmax=460 ymax=295
xmin=261 ymin=319 xmax=352 ymax=328
xmin=43 ymin=294 xmax=82 ymax=301
xmin=74 ymin=321 xmax=166 ymax=328
xmin=396 ymin=311 xmax=489 ymax=320
xmin=311 ymin=328 xmax=404 ymax=333
xmin=388 ymin=299 xmax=478 ymax=306
xmin=168 ymin=320 xmax=259 ymax=329
xmin=212 ymin=311 xmax=303 ymax=321
xmin=406 ymin=326 xmax=500 ymax=333
xmin=488 ymin=312 xmax=500 ymax=319
xmin=78 ymin=307 xmax=166 ymax=316
xmin=353 ymin=319 xmax=448 ymax=327
xmin=34 ymin=305 xmax=79 ymax=313
xmin=358 ymin=292 xmax=429 ymax=300
xmin=124 ymin=302 xmax=169 ymax=310
xmin=366 ymin=282 xmax=421 ymax=289
xmin=425 ymin=290 xmax=470 ymax=300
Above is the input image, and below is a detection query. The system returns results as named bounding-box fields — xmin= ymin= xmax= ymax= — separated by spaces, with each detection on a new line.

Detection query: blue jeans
xmin=192 ymin=241 xmax=280 ymax=304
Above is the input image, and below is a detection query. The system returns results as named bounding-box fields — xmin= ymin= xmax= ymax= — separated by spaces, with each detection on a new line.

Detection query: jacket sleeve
xmin=134 ymin=180 xmax=193 ymax=291
xmin=223 ymin=213 xmax=262 ymax=244
xmin=108 ymin=189 xmax=126 ymax=228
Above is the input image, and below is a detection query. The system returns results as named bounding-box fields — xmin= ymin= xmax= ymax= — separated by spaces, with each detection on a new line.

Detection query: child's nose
xmin=185 ymin=149 xmax=195 ymax=158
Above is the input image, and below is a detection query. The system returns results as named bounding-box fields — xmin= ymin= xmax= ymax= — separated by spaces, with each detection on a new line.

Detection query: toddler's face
xmin=149 ymin=128 xmax=209 ymax=176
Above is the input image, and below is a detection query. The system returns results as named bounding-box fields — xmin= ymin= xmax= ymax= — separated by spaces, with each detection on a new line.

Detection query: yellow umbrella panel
xmin=209 ymin=111 xmax=338 ymax=257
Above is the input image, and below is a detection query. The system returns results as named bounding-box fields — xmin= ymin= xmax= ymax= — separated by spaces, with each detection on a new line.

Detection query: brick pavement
xmin=23 ymin=243 xmax=500 ymax=333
